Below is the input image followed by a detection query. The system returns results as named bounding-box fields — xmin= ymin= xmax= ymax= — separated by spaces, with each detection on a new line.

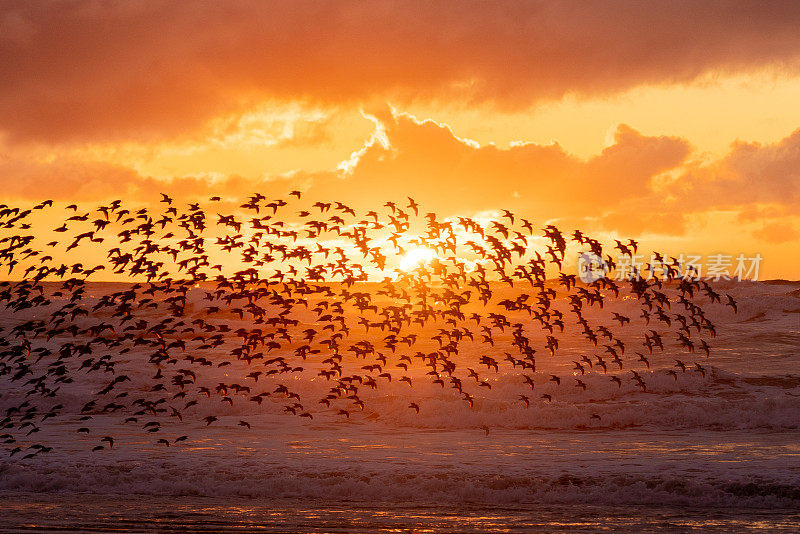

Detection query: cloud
xmin=0 ymin=153 xmax=294 ymax=203
xmin=665 ymin=128 xmax=800 ymax=211
xmin=301 ymin=110 xmax=690 ymax=226
xmin=300 ymin=110 xmax=800 ymax=241
xmin=3 ymin=1 xmax=800 ymax=142
xmin=753 ymin=221 xmax=798 ymax=244
xmin=0 ymin=155 xmax=143 ymax=201
xmin=2 ymin=107 xmax=798 ymax=249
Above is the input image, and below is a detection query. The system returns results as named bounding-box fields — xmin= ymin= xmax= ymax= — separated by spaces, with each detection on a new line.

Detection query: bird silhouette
xmin=0 ymin=193 xmax=732 ymax=455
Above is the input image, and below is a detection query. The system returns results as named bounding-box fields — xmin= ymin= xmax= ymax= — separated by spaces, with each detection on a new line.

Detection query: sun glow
xmin=398 ymin=247 xmax=437 ymax=271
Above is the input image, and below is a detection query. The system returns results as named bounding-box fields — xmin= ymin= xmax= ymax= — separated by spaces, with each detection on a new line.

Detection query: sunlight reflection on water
xmin=1 ymin=496 xmax=799 ymax=533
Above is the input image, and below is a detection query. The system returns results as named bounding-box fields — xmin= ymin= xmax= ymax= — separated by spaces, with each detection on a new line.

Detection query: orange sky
xmin=1 ymin=1 xmax=799 ymax=279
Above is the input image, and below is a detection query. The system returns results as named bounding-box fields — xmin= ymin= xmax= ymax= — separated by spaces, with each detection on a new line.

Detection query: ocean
xmin=0 ymin=279 xmax=798 ymax=532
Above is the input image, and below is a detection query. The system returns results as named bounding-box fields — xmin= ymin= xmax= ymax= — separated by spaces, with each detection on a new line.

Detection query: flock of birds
xmin=0 ymin=193 xmax=737 ymax=458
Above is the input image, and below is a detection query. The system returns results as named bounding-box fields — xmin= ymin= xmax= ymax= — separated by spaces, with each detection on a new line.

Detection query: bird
xmin=0 ymin=191 xmax=729 ymax=456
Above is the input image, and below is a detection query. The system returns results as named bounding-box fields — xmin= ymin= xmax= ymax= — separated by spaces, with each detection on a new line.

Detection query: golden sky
xmin=1 ymin=1 xmax=799 ymax=278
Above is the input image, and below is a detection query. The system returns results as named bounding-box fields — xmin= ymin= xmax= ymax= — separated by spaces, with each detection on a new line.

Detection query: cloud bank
xmin=3 ymin=1 xmax=800 ymax=142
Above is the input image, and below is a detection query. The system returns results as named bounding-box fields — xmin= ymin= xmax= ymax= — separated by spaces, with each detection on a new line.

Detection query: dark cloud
xmin=3 ymin=1 xmax=800 ymax=142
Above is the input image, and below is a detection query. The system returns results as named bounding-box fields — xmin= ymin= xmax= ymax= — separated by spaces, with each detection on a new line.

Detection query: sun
xmin=399 ymin=247 xmax=437 ymax=271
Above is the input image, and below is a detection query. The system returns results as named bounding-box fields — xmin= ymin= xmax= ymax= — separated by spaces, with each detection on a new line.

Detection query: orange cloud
xmin=0 ymin=153 xmax=294 ymax=203
xmin=753 ymin=222 xmax=798 ymax=244
xmin=3 ymin=1 xmax=800 ymax=142
xmin=1 ymin=107 xmax=798 ymax=277
xmin=670 ymin=130 xmax=800 ymax=211
xmin=298 ymin=111 xmax=800 ymax=245
xmin=304 ymin=111 xmax=691 ymax=227
xmin=2 ymin=108 xmax=797 ymax=245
